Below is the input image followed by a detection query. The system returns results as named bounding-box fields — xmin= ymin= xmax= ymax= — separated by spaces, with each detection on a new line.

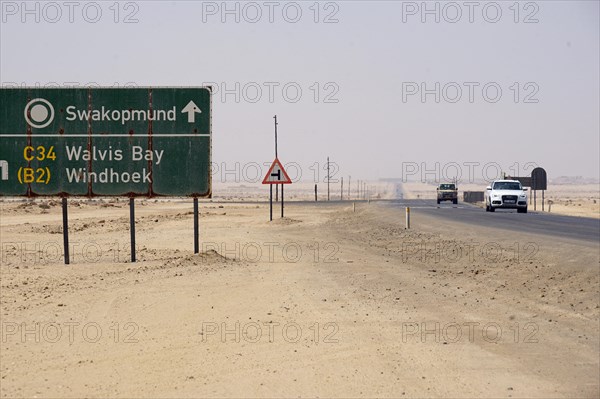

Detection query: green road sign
xmin=0 ymin=87 xmax=211 ymax=197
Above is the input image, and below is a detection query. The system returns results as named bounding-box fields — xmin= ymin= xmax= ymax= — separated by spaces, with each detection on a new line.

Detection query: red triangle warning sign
xmin=262 ymin=158 xmax=292 ymax=184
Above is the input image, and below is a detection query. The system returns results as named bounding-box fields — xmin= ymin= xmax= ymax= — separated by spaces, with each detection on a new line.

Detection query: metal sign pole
xmin=61 ymin=197 xmax=70 ymax=265
xmin=281 ymin=184 xmax=284 ymax=218
xmin=129 ymin=198 xmax=136 ymax=262
xmin=194 ymin=197 xmax=199 ymax=253
xmin=542 ymin=190 xmax=545 ymax=211
xmin=274 ymin=115 xmax=278 ymax=202
xmin=269 ymin=184 xmax=273 ymax=221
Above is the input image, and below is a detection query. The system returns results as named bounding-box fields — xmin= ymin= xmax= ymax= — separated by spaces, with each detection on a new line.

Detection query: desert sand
xmin=0 ymin=195 xmax=598 ymax=398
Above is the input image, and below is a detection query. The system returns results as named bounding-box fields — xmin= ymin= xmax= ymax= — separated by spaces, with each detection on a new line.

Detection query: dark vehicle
xmin=437 ymin=183 xmax=458 ymax=205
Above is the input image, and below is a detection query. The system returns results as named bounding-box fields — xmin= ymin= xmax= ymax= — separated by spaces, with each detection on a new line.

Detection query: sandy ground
xmin=0 ymin=198 xmax=599 ymax=398
xmin=213 ymin=181 xmax=397 ymax=202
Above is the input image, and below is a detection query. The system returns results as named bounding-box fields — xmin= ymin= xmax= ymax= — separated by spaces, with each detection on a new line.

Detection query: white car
xmin=485 ymin=180 xmax=528 ymax=213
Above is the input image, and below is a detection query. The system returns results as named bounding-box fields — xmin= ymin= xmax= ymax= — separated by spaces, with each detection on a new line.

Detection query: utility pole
xmin=348 ymin=176 xmax=351 ymax=200
xmin=327 ymin=157 xmax=330 ymax=201
xmin=274 ymin=115 xmax=278 ymax=202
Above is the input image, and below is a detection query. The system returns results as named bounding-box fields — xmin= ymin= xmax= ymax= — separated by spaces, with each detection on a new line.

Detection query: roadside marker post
xmin=405 ymin=207 xmax=410 ymax=229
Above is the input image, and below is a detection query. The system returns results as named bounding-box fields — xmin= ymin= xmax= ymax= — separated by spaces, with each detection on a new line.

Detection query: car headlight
xmin=492 ymin=194 xmax=500 ymax=198
xmin=519 ymin=194 xmax=526 ymax=198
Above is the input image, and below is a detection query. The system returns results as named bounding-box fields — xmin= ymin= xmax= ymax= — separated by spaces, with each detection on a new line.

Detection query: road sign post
xmin=0 ymin=87 xmax=212 ymax=262
xmin=61 ymin=197 xmax=69 ymax=265
xmin=531 ymin=167 xmax=547 ymax=212
xmin=194 ymin=197 xmax=199 ymax=254
xmin=262 ymin=158 xmax=292 ymax=220
xmin=129 ymin=198 xmax=136 ymax=262
xmin=270 ymin=185 xmax=273 ymax=221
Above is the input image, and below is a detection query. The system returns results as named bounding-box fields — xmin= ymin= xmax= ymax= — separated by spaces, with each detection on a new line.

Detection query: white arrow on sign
xmin=181 ymin=100 xmax=202 ymax=123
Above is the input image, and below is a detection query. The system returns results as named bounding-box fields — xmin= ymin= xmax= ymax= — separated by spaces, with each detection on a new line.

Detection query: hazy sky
xmin=1 ymin=0 xmax=599 ymax=182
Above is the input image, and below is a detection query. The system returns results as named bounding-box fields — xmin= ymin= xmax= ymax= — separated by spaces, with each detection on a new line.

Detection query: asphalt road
xmin=388 ymin=199 xmax=600 ymax=244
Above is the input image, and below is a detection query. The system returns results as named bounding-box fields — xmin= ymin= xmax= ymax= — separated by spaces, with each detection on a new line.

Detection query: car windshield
xmin=439 ymin=184 xmax=455 ymax=190
xmin=493 ymin=182 xmax=521 ymax=190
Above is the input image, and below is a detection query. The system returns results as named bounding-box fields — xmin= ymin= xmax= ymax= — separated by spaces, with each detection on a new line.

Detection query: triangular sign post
xmin=262 ymin=158 xmax=292 ymax=184
xmin=263 ymin=158 xmax=292 ymax=221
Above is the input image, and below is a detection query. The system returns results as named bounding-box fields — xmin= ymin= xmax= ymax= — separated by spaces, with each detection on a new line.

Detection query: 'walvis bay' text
xmin=64 ymin=145 xmax=164 ymax=184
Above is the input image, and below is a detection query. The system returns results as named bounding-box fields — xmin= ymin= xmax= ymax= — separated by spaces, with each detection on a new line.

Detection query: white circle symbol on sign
xmin=24 ymin=98 xmax=55 ymax=129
